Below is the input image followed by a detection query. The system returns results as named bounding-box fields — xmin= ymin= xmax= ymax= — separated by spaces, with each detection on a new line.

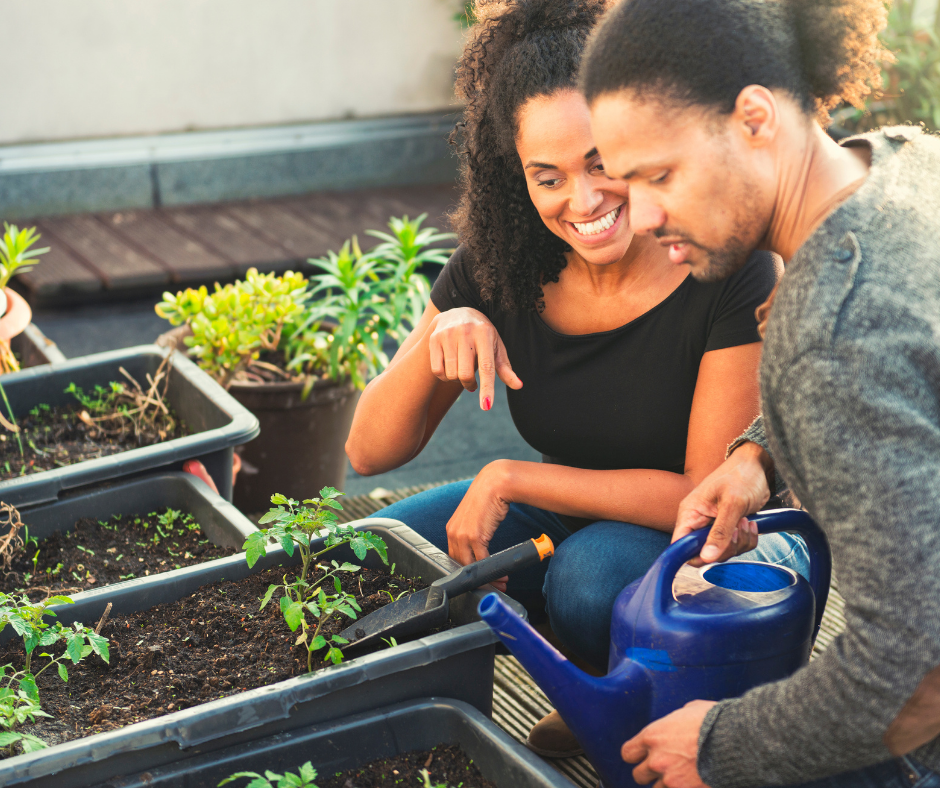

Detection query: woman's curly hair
xmin=581 ymin=0 xmax=891 ymax=126
xmin=450 ymin=0 xmax=612 ymax=312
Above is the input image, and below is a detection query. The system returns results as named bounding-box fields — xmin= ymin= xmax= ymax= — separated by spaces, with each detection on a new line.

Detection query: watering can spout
xmin=478 ymin=593 xmax=651 ymax=787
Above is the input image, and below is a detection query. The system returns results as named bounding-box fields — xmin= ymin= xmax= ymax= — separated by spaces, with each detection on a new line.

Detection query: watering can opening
xmin=702 ymin=561 xmax=795 ymax=593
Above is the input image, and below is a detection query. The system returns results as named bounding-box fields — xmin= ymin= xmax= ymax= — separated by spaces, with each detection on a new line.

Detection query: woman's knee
xmin=543 ymin=521 xmax=672 ymax=669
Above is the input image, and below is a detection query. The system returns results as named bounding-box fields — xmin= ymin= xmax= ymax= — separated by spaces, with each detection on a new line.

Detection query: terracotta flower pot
xmin=0 ymin=287 xmax=31 ymax=343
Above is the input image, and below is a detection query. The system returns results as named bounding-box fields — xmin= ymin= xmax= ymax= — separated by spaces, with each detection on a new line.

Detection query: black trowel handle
xmin=433 ymin=535 xmax=554 ymax=599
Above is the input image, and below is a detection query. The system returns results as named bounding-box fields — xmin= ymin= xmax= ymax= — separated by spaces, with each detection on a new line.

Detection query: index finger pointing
xmin=476 ymin=333 xmax=497 ymax=411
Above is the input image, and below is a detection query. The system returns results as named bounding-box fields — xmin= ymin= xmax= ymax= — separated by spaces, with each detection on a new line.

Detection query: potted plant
xmin=0 ymin=346 xmax=259 ymax=507
xmin=92 ymin=699 xmax=571 ymax=788
xmin=0 ymin=472 xmax=258 ymax=600
xmin=0 ymin=513 xmax=525 ymax=787
xmin=0 ymin=225 xmax=54 ymax=375
xmin=156 ymin=214 xmax=454 ymax=512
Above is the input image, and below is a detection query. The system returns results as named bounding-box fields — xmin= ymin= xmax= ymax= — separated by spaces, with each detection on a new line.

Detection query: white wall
xmin=0 ymin=0 xmax=464 ymax=146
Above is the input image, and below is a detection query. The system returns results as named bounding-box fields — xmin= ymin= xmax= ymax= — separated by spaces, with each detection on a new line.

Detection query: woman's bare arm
xmin=346 ymin=301 xmax=523 ymax=476
xmin=445 ymin=342 xmax=764 ymax=564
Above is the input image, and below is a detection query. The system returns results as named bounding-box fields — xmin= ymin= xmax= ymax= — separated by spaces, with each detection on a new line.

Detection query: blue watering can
xmin=478 ymin=508 xmax=831 ymax=788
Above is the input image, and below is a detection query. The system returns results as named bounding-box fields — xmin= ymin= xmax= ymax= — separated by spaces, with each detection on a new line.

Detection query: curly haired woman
xmin=345 ymin=0 xmax=808 ymax=755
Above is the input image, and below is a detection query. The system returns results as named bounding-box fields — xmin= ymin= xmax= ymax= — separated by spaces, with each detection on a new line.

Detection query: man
xmin=579 ymin=0 xmax=940 ymax=786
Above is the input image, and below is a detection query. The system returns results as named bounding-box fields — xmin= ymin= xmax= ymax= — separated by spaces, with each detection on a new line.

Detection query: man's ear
xmin=732 ymin=85 xmax=778 ymax=148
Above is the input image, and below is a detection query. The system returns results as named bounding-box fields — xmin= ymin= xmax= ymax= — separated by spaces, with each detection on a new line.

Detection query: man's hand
xmin=674 ymin=442 xmax=774 ymax=565
xmin=622 ymin=700 xmax=716 ymax=788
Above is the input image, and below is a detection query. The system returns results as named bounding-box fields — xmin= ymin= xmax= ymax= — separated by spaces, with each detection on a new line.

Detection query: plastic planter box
xmin=0 ymin=520 xmax=527 ymax=788
xmin=9 ymin=471 xmax=257 ymax=594
xmin=11 ymin=324 xmax=67 ymax=368
xmin=0 ymin=345 xmax=258 ymax=506
xmin=91 ymin=698 xmax=574 ymax=788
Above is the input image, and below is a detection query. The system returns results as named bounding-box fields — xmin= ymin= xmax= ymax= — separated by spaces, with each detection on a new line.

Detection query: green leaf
xmin=80 ymin=644 xmax=93 ymax=659
xmin=283 ymin=601 xmax=304 ymax=631
xmin=217 ymin=772 xmax=272 ymax=788
xmin=57 ymin=663 xmax=68 ymax=682
xmin=319 ymin=486 xmax=341 ymax=499
xmin=66 ymin=634 xmax=84 ymax=664
xmin=277 ymin=533 xmax=295 ymax=555
xmin=337 ymin=562 xmax=360 ymax=572
xmin=331 ymin=634 xmax=349 ymax=644
xmin=270 ymin=493 xmax=289 ymax=506
xmin=243 ymin=531 xmax=268 ymax=568
xmin=349 ymin=537 xmax=367 ymax=561
xmin=19 ymin=734 xmax=48 ymax=753
xmin=325 ymin=647 xmax=344 ymax=665
xmin=18 ymin=675 xmax=38 ymax=702
xmin=88 ymin=633 xmax=110 ymax=663
xmin=298 ymin=763 xmax=318 ymax=785
xmin=260 ymin=583 xmax=278 ymax=610
xmin=321 ymin=498 xmax=343 ymax=510
xmin=257 ymin=511 xmax=280 ymax=525
xmin=310 ymin=635 xmax=327 ymax=651
xmin=44 ymin=596 xmax=74 ymax=607
xmin=0 ymin=731 xmax=22 ymax=747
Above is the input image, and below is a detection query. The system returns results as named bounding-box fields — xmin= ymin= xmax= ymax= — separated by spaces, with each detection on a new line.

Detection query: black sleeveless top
xmin=430 ymin=247 xmax=779 ymax=474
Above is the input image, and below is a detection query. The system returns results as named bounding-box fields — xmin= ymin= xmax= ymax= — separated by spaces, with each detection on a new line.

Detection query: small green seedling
xmin=243 ymin=489 xmax=387 ymax=671
xmin=0 ymin=592 xmax=109 ymax=757
xmin=0 ymin=665 xmax=50 ymax=756
xmin=219 ymin=760 xmax=319 ymax=788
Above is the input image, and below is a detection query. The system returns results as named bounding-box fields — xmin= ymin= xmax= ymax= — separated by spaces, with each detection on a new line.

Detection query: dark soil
xmin=1 ymin=562 xmax=434 ymax=750
xmin=0 ymin=397 xmax=187 ymax=481
xmin=319 ymin=745 xmax=498 ymax=788
xmin=2 ymin=509 xmax=236 ymax=599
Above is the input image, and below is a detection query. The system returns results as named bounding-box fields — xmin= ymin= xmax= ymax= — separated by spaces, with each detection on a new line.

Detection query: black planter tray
xmin=0 ymin=345 xmax=259 ymax=506
xmin=12 ymin=324 xmax=67 ymax=369
xmin=7 ymin=472 xmax=257 ymax=595
xmin=0 ymin=520 xmax=527 ymax=787
xmin=95 ymin=697 xmax=574 ymax=788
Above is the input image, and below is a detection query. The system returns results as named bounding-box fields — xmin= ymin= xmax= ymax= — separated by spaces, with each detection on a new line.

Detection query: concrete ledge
xmin=0 ymin=112 xmax=459 ymax=219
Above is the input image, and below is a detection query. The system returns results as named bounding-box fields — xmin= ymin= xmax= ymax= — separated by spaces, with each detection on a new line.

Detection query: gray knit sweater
xmin=698 ymin=127 xmax=940 ymax=787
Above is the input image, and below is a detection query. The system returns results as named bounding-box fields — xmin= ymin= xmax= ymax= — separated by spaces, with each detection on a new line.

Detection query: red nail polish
xmin=483 ymin=397 xmax=491 ymax=411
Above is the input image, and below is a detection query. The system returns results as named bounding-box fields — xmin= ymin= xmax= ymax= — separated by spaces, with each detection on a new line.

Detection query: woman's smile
xmin=567 ymin=203 xmax=626 ymax=245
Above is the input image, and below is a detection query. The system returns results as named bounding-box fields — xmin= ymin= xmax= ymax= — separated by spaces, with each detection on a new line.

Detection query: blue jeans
xmin=777 ymin=756 xmax=940 ymax=788
xmin=370 ymin=479 xmax=810 ymax=671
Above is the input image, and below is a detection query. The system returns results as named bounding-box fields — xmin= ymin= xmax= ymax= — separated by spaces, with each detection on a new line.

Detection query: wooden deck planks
xmin=163 ymin=208 xmax=296 ymax=273
xmin=101 ymin=211 xmax=234 ymax=283
xmin=14 ymin=242 xmax=101 ymax=298
xmin=224 ymin=201 xmax=337 ymax=263
xmin=36 ymin=215 xmax=168 ymax=289
xmin=17 ymin=182 xmax=459 ymax=305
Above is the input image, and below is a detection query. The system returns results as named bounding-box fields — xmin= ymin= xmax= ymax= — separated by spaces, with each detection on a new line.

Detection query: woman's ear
xmin=733 ymin=85 xmax=779 ymax=149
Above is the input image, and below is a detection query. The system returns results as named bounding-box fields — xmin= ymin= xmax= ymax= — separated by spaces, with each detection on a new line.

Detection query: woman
xmin=345 ymin=0 xmax=808 ymax=755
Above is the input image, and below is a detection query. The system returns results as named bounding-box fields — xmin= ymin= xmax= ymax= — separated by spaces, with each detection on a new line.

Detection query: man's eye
xmin=590 ymin=162 xmax=606 ymax=175
xmin=650 ymin=171 xmax=670 ymax=184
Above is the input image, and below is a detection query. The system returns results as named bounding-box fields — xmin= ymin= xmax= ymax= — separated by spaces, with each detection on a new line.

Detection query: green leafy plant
xmin=243 ymin=488 xmax=388 ymax=671
xmin=0 ymin=224 xmax=47 ymax=292
xmin=156 ymin=268 xmax=310 ymax=388
xmin=837 ymin=0 xmax=940 ymax=131
xmin=219 ymin=761 xmax=319 ymax=788
xmin=157 ymin=215 xmax=453 ymax=394
xmin=0 ymin=667 xmax=50 ymax=755
xmin=0 ymin=592 xmax=109 ymax=756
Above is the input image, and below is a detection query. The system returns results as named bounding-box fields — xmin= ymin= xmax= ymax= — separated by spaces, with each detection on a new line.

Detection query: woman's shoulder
xmin=431 ymin=245 xmax=487 ymax=313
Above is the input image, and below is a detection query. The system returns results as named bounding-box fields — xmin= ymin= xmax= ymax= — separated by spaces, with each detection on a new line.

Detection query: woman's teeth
xmin=572 ymin=206 xmax=620 ymax=236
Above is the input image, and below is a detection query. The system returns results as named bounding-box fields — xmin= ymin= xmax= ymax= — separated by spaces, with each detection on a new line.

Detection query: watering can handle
xmin=649 ymin=509 xmax=832 ymax=643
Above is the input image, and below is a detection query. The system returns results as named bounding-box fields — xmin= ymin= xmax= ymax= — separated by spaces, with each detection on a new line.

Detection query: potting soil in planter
xmin=2 ymin=508 xmax=237 ymax=598
xmin=0 ymin=562 xmax=446 ymax=749
xmin=316 ymin=744 xmax=498 ymax=788
xmin=0 ymin=394 xmax=188 ymax=481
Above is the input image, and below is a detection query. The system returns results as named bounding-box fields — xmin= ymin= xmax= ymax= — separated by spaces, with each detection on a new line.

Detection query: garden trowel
xmin=339 ymin=534 xmax=554 ymax=654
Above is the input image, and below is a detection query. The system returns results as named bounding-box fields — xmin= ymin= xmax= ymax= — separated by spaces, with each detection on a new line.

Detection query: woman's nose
xmin=569 ymin=178 xmax=604 ymax=217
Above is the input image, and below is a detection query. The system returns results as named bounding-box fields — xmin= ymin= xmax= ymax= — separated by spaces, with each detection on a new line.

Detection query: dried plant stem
xmin=0 ymin=502 xmax=24 ymax=573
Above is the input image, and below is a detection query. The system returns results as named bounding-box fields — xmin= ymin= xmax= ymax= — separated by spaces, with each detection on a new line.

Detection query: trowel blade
xmin=338 ymin=587 xmax=449 ymax=654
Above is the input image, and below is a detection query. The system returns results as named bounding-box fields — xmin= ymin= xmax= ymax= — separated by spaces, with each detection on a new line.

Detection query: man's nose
xmin=629 ymin=194 xmax=666 ymax=235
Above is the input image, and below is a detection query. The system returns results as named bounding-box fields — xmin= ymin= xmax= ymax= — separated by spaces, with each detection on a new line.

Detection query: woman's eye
xmin=536 ymin=178 xmax=563 ymax=189
xmin=590 ymin=161 xmax=606 ymax=175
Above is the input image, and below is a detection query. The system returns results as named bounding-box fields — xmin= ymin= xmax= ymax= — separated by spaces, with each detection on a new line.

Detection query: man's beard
xmin=688 ymin=234 xmax=752 ymax=283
